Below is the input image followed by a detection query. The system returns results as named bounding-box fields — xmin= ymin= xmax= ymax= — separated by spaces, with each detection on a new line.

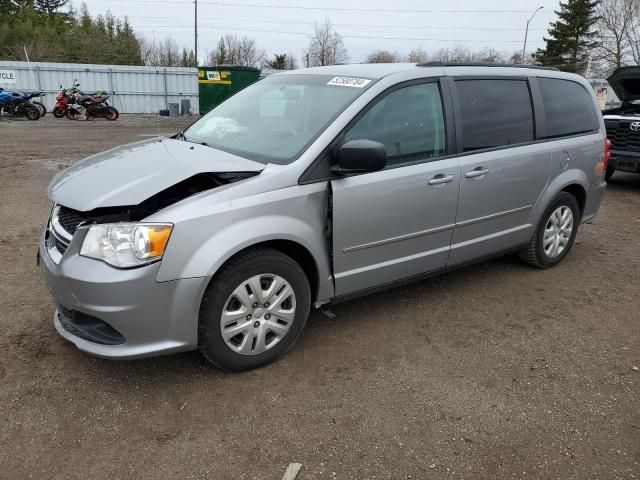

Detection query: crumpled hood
xmin=48 ymin=138 xmax=265 ymax=211
xmin=607 ymin=67 xmax=640 ymax=102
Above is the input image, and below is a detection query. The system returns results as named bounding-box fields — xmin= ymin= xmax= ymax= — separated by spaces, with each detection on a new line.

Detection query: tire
xmin=105 ymin=107 xmax=119 ymax=121
xmin=32 ymin=101 xmax=46 ymax=117
xmin=158 ymin=109 xmax=169 ymax=116
xmin=66 ymin=109 xmax=80 ymax=120
xmin=198 ymin=247 xmax=311 ymax=371
xmin=605 ymin=165 xmax=615 ymax=181
xmin=519 ymin=192 xmax=580 ymax=268
xmin=24 ymin=104 xmax=40 ymax=121
xmin=52 ymin=107 xmax=66 ymax=118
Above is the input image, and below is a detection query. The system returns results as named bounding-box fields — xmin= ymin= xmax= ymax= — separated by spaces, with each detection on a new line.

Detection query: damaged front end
xmin=45 ymin=171 xmax=259 ymax=263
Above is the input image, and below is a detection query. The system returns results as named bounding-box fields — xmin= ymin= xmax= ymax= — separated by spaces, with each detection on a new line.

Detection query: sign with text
xmin=0 ymin=69 xmax=16 ymax=83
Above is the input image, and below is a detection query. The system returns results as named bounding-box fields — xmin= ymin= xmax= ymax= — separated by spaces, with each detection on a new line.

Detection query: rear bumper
xmin=40 ymin=228 xmax=207 ymax=359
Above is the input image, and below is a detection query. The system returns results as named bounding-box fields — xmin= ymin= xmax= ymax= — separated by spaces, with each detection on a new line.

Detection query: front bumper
xmin=40 ymin=227 xmax=206 ymax=359
xmin=611 ymin=149 xmax=640 ymax=173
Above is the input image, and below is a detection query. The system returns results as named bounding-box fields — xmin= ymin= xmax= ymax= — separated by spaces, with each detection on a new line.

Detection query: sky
xmin=78 ymin=0 xmax=562 ymax=64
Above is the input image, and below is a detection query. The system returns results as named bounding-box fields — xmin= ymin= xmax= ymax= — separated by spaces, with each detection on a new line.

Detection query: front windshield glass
xmin=184 ymin=74 xmax=373 ymax=164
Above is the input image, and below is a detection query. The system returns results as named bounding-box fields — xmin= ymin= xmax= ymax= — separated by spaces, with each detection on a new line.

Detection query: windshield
xmin=184 ymin=74 xmax=373 ymax=164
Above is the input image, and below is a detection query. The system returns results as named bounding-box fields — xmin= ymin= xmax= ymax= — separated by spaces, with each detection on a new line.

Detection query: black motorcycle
xmin=66 ymin=93 xmax=119 ymax=121
xmin=23 ymin=91 xmax=47 ymax=117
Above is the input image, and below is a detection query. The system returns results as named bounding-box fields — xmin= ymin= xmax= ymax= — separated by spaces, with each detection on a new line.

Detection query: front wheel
xmin=24 ymin=104 xmax=41 ymax=121
xmin=519 ymin=192 xmax=580 ymax=268
xmin=52 ymin=106 xmax=66 ymax=118
xmin=198 ymin=248 xmax=311 ymax=371
xmin=66 ymin=109 xmax=80 ymax=120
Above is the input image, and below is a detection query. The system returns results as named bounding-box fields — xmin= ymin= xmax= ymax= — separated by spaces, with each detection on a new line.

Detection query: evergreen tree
xmin=180 ymin=48 xmax=196 ymax=67
xmin=214 ymin=38 xmax=227 ymax=65
xmin=534 ymin=0 xmax=600 ymax=74
xmin=34 ymin=0 xmax=68 ymax=14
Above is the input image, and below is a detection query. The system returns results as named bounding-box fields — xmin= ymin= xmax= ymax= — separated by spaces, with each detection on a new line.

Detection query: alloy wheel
xmin=543 ymin=206 xmax=573 ymax=258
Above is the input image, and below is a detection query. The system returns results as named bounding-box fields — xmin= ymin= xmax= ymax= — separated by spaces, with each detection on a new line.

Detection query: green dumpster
xmin=198 ymin=65 xmax=261 ymax=114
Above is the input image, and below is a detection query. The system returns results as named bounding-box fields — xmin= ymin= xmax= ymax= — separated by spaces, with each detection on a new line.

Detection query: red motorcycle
xmin=52 ymin=83 xmax=80 ymax=118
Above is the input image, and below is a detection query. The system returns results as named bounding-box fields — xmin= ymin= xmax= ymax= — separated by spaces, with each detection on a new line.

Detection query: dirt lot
xmin=0 ymin=115 xmax=638 ymax=479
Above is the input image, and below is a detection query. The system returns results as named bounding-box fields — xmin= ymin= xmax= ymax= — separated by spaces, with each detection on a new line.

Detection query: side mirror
xmin=335 ymin=139 xmax=386 ymax=174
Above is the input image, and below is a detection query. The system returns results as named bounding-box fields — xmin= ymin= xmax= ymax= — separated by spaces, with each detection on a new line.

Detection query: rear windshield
xmin=184 ymin=74 xmax=373 ymax=164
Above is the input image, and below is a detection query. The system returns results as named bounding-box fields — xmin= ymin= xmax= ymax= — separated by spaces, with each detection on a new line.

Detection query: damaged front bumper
xmin=40 ymin=226 xmax=207 ymax=360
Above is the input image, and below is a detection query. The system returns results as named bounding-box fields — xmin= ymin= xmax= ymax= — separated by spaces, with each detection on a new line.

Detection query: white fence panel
xmin=0 ymin=61 xmax=198 ymax=114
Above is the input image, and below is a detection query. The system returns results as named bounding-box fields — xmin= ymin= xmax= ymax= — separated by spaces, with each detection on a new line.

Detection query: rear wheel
xmin=105 ymin=107 xmax=119 ymax=121
xmin=32 ymin=101 xmax=46 ymax=117
xmin=198 ymin=248 xmax=311 ymax=371
xmin=519 ymin=192 xmax=580 ymax=268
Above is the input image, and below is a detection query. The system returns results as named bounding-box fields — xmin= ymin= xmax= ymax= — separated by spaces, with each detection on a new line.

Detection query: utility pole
xmin=194 ymin=0 xmax=198 ymax=66
xmin=522 ymin=6 xmax=543 ymax=64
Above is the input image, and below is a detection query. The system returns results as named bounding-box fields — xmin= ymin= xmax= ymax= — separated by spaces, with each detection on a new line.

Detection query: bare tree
xmin=476 ymin=47 xmax=508 ymax=63
xmin=405 ymin=47 xmax=429 ymax=63
xmin=430 ymin=46 xmax=475 ymax=62
xmin=592 ymin=0 xmax=639 ymax=74
xmin=206 ymin=34 xmax=265 ymax=67
xmin=305 ymin=19 xmax=348 ymax=67
xmin=237 ymin=36 xmax=266 ymax=67
xmin=365 ymin=50 xmax=403 ymax=63
xmin=624 ymin=1 xmax=640 ymax=64
xmin=141 ymin=35 xmax=181 ymax=66
xmin=509 ymin=50 xmax=535 ymax=64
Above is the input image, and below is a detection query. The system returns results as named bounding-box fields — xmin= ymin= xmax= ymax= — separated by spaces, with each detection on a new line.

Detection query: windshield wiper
xmin=175 ymin=131 xmax=187 ymax=141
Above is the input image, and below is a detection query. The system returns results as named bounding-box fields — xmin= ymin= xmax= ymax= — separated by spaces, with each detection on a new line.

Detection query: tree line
xmin=0 ymin=1 xmax=143 ymax=65
xmin=2 ymin=0 xmax=639 ymax=76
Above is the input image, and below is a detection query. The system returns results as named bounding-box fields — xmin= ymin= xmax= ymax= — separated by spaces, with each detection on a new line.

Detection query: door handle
xmin=428 ymin=174 xmax=455 ymax=186
xmin=465 ymin=167 xmax=490 ymax=179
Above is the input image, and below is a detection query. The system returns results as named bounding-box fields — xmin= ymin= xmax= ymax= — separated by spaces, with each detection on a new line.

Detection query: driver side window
xmin=344 ymin=82 xmax=446 ymax=167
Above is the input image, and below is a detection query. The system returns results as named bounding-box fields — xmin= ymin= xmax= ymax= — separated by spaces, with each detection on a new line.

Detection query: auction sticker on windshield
xmin=327 ymin=77 xmax=372 ymax=88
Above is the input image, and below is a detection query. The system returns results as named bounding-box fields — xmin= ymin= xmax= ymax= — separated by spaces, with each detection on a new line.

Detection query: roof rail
xmin=417 ymin=61 xmax=559 ymax=71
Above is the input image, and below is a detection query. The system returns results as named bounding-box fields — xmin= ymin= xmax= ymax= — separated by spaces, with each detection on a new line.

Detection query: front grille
xmin=56 ymin=206 xmax=87 ymax=236
xmin=605 ymin=120 xmax=640 ymax=151
xmin=54 ymin=236 xmax=67 ymax=255
xmin=46 ymin=204 xmax=85 ymax=261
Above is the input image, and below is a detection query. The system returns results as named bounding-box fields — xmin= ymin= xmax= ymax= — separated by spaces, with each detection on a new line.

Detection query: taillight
xmin=604 ymin=138 xmax=612 ymax=171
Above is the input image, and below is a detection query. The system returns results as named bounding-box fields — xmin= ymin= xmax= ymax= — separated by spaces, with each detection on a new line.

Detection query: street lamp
xmin=522 ymin=6 xmax=544 ymax=64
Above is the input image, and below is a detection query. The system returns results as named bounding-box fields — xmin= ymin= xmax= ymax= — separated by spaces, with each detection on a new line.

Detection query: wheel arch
xmin=204 ymin=239 xmax=322 ymax=306
xmin=531 ymin=169 xmax=590 ymax=227
xmin=561 ymin=183 xmax=587 ymax=218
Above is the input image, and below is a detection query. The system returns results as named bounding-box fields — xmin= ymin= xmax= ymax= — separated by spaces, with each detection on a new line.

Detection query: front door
xmin=330 ymin=80 xmax=460 ymax=296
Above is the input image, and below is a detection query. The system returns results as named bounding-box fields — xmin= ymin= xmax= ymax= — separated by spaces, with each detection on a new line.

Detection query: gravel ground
xmin=0 ymin=115 xmax=638 ymax=479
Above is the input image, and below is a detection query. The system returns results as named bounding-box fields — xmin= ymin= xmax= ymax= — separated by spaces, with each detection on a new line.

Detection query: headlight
xmin=80 ymin=223 xmax=173 ymax=268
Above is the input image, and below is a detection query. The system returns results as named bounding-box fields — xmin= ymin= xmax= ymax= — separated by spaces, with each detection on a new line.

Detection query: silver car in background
xmin=40 ymin=62 xmax=608 ymax=370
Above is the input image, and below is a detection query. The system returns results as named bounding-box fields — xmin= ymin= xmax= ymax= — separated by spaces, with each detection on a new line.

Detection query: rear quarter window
xmin=539 ymin=78 xmax=599 ymax=138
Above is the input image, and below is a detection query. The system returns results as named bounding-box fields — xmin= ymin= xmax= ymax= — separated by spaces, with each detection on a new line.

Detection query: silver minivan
xmin=40 ymin=63 xmax=608 ymax=370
